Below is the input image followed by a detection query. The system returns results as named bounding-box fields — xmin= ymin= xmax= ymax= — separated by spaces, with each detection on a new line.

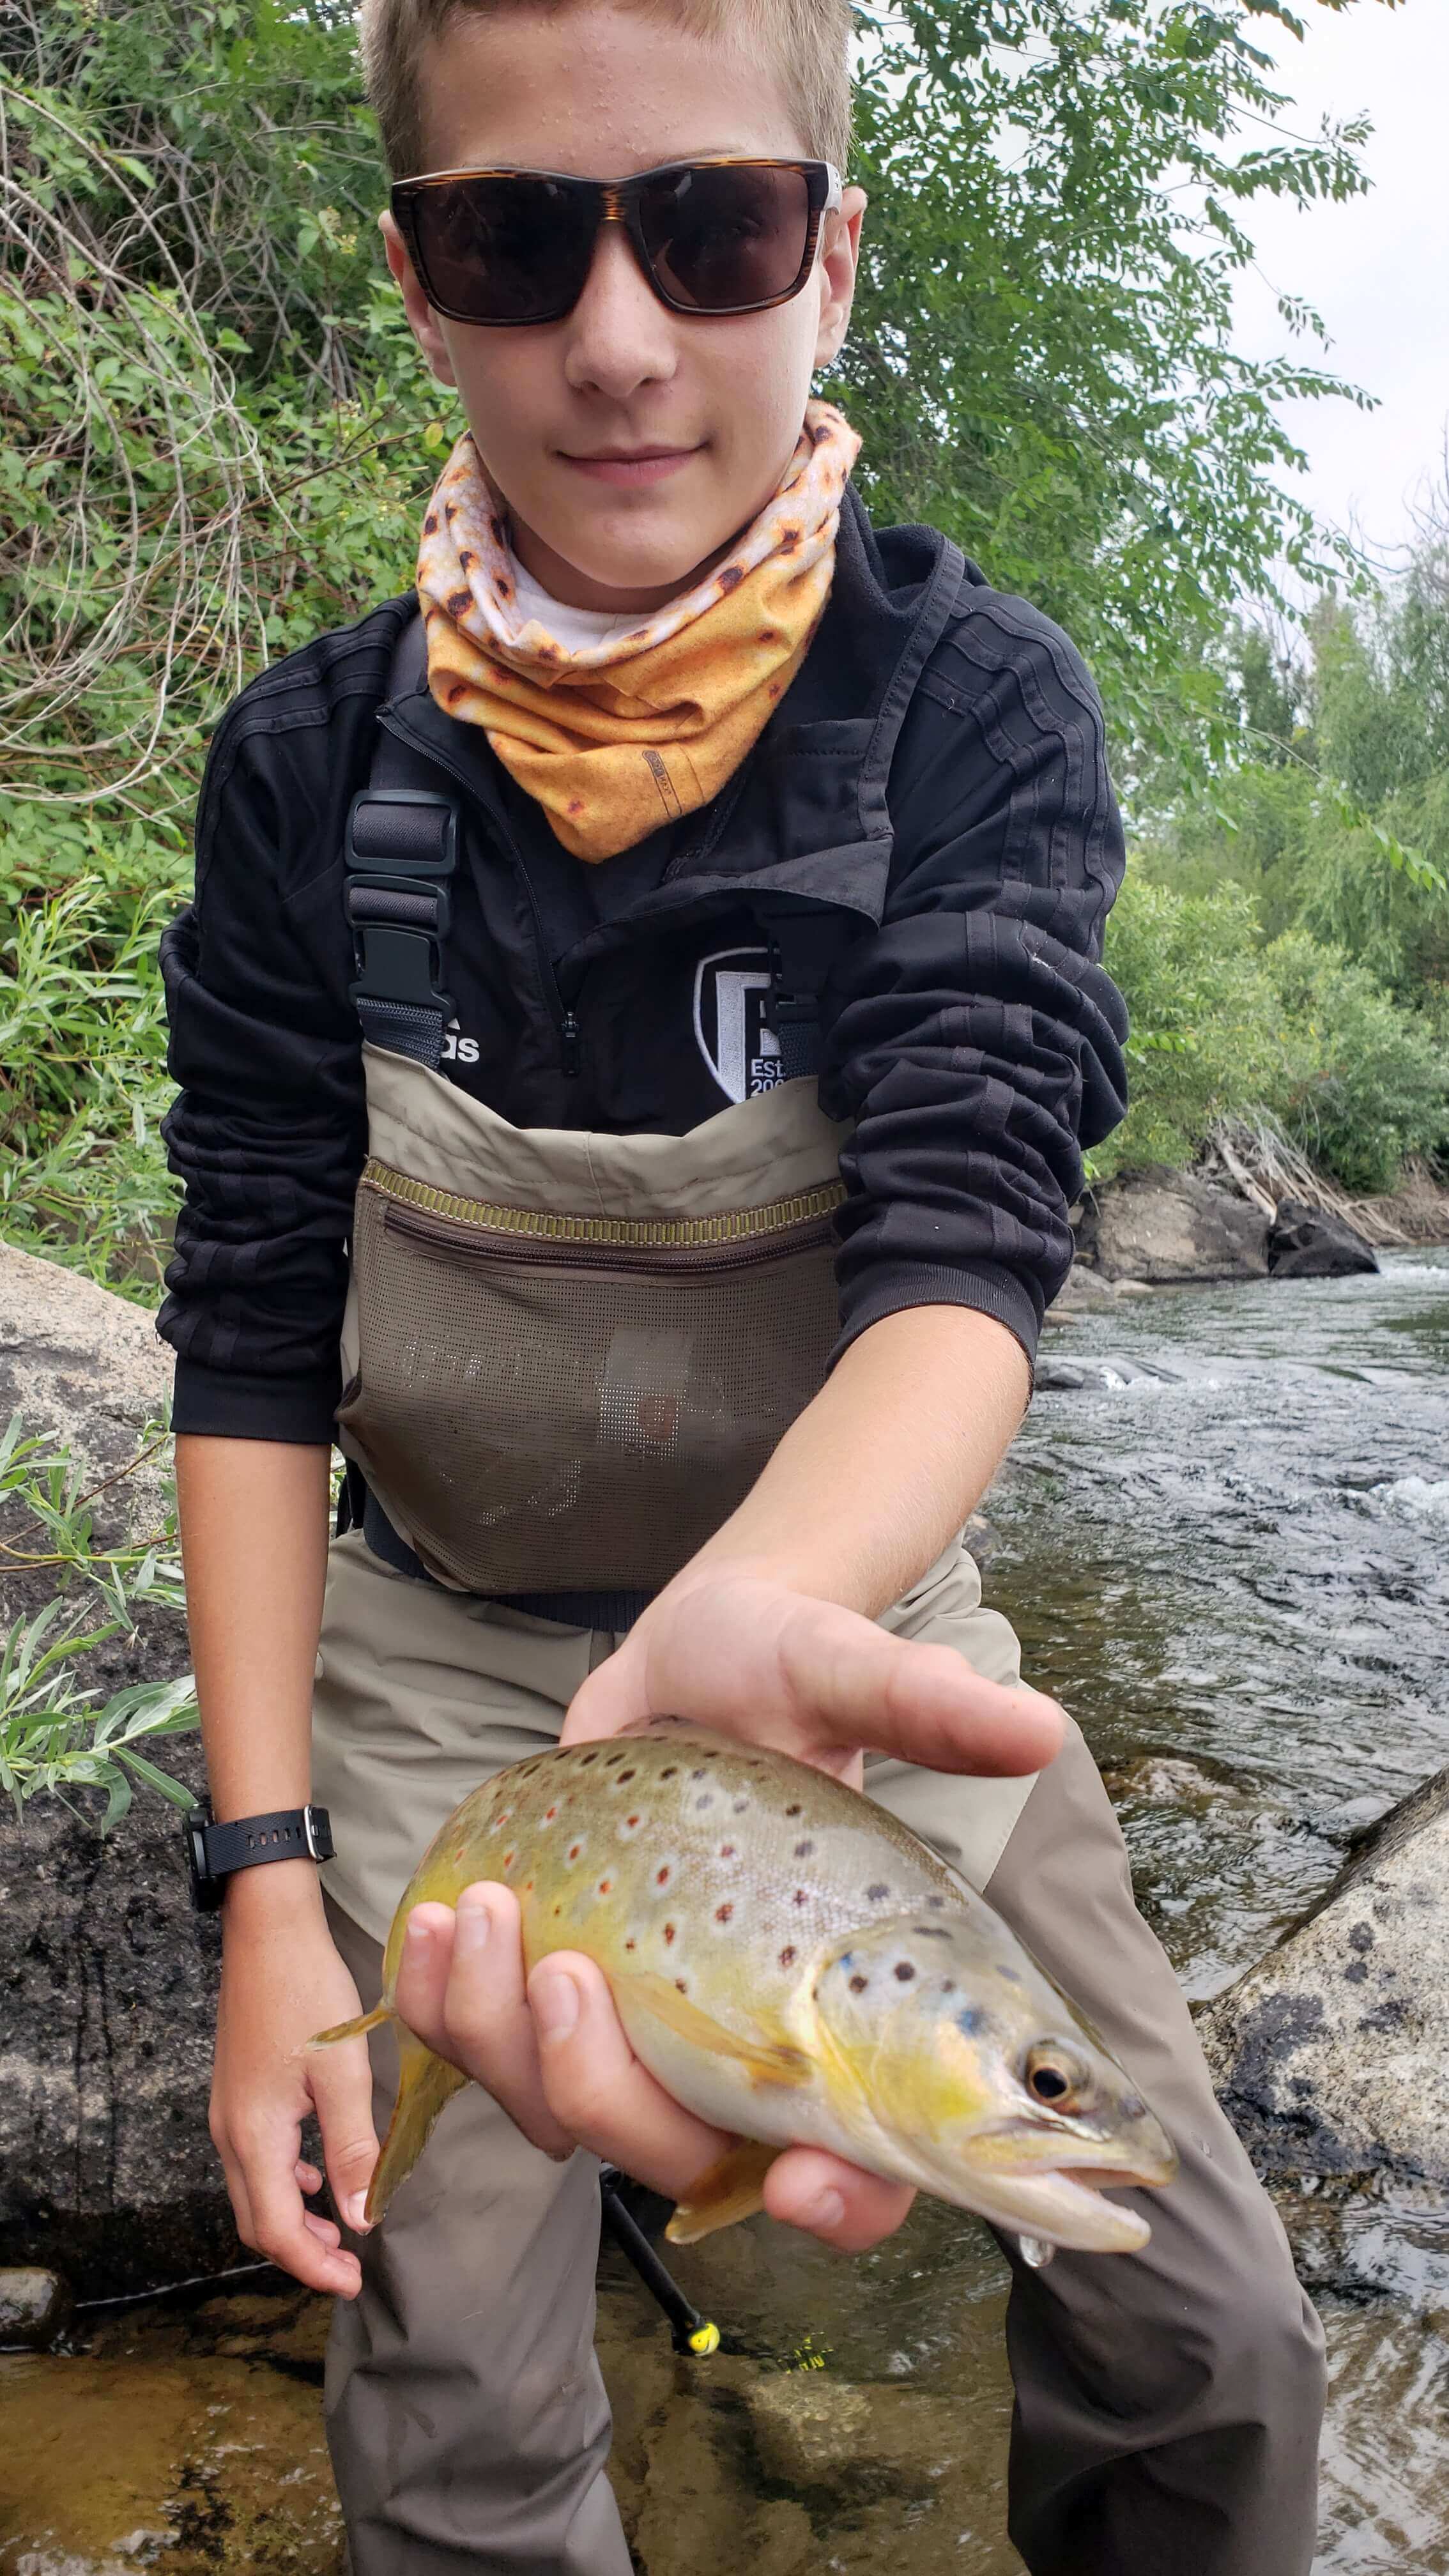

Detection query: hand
xmin=394 ymin=1885 xmax=916 ymax=2255
xmin=561 ymin=1565 xmax=1064 ymax=1787
xmin=210 ymin=1868 xmax=379 ymax=2298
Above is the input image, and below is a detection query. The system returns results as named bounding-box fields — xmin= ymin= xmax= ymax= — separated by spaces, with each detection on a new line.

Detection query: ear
xmin=813 ymin=184 xmax=866 ymax=374
xmin=380 ymin=209 xmax=459 ymax=388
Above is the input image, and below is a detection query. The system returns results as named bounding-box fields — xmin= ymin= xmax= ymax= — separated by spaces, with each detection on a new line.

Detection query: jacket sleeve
xmin=818 ymin=588 xmax=1129 ymax=1370
xmin=156 ymin=647 xmax=382 ymax=1442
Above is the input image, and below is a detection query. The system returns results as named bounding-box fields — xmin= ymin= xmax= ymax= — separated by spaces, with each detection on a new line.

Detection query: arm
xmin=178 ymin=1435 xmax=380 ymax=2297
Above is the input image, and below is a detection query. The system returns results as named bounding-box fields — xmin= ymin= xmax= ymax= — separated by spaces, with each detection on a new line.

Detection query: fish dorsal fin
xmin=666 ymin=2138 xmax=781 ymax=2244
xmin=619 ymin=1971 xmax=810 ymax=2089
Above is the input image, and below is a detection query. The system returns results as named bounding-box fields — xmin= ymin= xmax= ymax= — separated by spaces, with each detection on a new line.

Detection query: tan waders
xmin=315 ymin=1046 xmax=1324 ymax=2575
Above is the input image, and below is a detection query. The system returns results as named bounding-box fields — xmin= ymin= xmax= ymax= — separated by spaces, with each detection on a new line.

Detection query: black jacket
xmin=158 ymin=485 xmax=1129 ymax=1444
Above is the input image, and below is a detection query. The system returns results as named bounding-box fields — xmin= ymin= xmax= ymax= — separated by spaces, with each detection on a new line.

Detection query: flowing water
xmin=3 ymin=1254 xmax=1447 ymax=2573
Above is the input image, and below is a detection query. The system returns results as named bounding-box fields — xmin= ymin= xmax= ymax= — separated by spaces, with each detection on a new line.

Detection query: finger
xmin=763 ymin=2146 xmax=916 ymax=2253
xmin=237 ymin=2124 xmax=364 ymax=2297
xmin=395 ymin=1888 xmax=574 ymax=2159
xmin=295 ymin=2159 xmax=323 ymax=2194
xmin=774 ymin=1594 xmax=1065 ymax=1777
xmin=213 ymin=2131 xmax=257 ymax=2253
xmin=309 ymin=2028 xmax=382 ymax=2237
xmin=528 ymin=1951 xmax=730 ymax=2195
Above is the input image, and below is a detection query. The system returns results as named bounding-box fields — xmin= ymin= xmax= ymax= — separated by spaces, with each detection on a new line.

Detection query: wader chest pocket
xmin=336 ymin=1160 xmax=845 ymax=1595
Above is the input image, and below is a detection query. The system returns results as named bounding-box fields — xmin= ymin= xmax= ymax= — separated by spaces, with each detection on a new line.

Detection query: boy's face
xmin=381 ymin=1 xmax=866 ymax=611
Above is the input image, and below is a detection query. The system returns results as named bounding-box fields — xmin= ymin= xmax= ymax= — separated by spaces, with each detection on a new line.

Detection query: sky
xmin=1230 ymin=0 xmax=1449 ymax=571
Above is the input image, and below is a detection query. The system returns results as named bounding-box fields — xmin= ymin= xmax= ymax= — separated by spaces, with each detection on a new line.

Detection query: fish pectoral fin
xmin=364 ymin=2025 xmax=470 ymax=2226
xmin=620 ymin=1972 xmax=810 ymax=2089
xmin=666 ymin=2138 xmax=781 ymax=2245
xmin=309 ymin=2002 xmax=392 ymax=2049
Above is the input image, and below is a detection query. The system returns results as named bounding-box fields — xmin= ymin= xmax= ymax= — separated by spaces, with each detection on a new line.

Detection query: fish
xmin=311 ymin=1720 xmax=1176 ymax=2254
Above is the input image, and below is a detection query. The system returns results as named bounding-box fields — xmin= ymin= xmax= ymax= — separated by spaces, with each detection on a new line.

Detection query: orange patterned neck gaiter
xmin=415 ymin=399 xmax=861 ymax=862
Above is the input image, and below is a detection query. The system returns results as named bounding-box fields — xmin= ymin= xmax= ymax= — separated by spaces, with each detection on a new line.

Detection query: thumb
xmin=309 ymin=2033 xmax=381 ymax=2235
xmin=773 ymin=1592 xmax=1065 ymax=1777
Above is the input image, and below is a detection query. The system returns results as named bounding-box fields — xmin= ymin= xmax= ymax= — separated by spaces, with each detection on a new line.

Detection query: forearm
xmin=684 ymin=1303 xmax=1030 ymax=1620
xmin=176 ymin=1433 xmax=333 ymax=1920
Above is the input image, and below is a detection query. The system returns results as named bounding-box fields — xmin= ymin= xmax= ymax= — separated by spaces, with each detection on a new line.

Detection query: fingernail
xmin=532 ymin=1968 xmax=579 ymax=2041
xmin=345 ymin=2193 xmax=370 ymax=2232
xmin=456 ymin=1897 xmax=491 ymax=1954
xmin=801 ymin=2188 xmax=846 ymax=2233
xmin=404 ymin=1916 xmax=433 ymax=1953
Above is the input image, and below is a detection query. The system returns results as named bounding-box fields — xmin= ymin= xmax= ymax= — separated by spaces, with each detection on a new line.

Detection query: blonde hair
xmin=358 ymin=0 xmax=854 ymax=180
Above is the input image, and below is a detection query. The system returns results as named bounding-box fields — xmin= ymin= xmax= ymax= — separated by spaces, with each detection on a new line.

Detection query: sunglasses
xmin=390 ymin=156 xmax=843 ymax=326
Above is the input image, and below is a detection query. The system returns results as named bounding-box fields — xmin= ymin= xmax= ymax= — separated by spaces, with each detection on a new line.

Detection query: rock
xmin=1268 ymin=1199 xmax=1379 ymax=1280
xmin=0 ymin=1245 xmax=226 ymax=2297
xmin=744 ymin=2372 xmax=965 ymax=2494
xmin=1200 ymin=1763 xmax=1449 ymax=2184
xmin=1078 ymin=1169 xmax=1269 ymax=1285
xmin=0 ymin=2266 xmax=73 ymax=2350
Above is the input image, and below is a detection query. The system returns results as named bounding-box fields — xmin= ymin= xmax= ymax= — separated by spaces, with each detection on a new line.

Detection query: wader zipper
xmin=362 ymin=1158 xmax=843 ymax=1269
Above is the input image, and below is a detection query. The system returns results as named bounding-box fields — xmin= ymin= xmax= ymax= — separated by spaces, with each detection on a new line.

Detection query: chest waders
xmin=320 ymin=620 xmax=1038 ymax=2345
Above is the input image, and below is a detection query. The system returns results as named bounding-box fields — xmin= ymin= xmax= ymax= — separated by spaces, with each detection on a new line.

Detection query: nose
xmin=561 ymin=215 xmax=678 ymax=402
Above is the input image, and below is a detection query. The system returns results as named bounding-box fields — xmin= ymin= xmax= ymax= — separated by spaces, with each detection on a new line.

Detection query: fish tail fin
xmin=309 ymin=2001 xmax=393 ymax=2048
xmin=365 ymin=2025 xmax=470 ymax=2225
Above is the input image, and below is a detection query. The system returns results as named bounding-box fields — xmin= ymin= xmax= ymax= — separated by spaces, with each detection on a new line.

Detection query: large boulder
xmin=1078 ymin=1169 xmax=1269 ymax=1284
xmin=0 ymin=1241 xmax=233 ymax=2296
xmin=1267 ymin=1197 xmax=1379 ymax=1280
xmin=1199 ymin=1763 xmax=1449 ymax=2184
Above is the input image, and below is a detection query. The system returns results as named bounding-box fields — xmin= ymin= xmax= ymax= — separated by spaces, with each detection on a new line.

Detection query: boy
xmin=159 ymin=2 xmax=1325 ymax=2568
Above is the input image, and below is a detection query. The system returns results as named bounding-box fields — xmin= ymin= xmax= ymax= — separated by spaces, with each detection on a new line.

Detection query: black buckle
xmin=344 ymin=789 xmax=458 ymax=1022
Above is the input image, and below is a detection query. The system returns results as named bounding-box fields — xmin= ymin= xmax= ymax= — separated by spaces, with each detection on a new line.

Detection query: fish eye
xmin=1023 ymin=2043 xmax=1091 ymax=2109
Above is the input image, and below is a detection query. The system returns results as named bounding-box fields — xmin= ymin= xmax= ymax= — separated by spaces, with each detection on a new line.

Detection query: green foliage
xmin=0 ymin=1411 xmax=197 ymax=1825
xmin=1098 ymin=869 xmax=1449 ymax=1192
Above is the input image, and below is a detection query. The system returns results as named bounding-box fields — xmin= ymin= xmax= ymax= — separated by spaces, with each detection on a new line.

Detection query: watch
xmin=185 ymin=1801 xmax=334 ymax=1914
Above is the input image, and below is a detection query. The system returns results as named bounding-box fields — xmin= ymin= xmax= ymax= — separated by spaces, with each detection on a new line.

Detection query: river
xmin=3 ymin=1253 xmax=1447 ymax=2573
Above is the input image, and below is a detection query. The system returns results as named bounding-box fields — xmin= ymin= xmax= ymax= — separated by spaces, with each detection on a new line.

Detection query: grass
xmin=0 ymin=1409 xmax=197 ymax=1826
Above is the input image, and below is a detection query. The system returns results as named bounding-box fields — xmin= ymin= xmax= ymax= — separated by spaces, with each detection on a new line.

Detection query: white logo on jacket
xmin=693 ymin=949 xmax=781 ymax=1103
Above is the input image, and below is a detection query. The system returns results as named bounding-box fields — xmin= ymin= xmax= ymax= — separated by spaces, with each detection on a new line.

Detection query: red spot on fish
xmin=715 ymin=1903 xmax=733 ymax=1923
xmin=625 ymin=1937 xmax=636 ymax=1951
xmin=663 ymin=1923 xmax=676 ymax=1945
xmin=675 ymin=1977 xmax=688 ymax=1993
xmin=719 ymin=1844 xmax=735 ymax=1859
xmin=544 ymin=1806 xmax=558 ymax=1822
xmin=627 ymin=1814 xmax=640 ymax=1828
xmin=569 ymin=1844 xmax=583 ymax=1862
xmin=779 ymin=1945 xmax=797 ymax=1968
xmin=599 ymin=1878 xmax=612 ymax=1894
xmin=793 ymin=1889 xmax=808 ymax=1906
xmin=656 ymin=1866 xmax=670 ymax=1885
xmin=503 ymin=1851 xmax=516 ymax=1871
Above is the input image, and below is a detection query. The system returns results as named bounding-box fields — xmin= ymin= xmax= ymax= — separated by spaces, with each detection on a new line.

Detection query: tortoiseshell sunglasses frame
xmin=390 ymin=156 xmax=845 ymax=325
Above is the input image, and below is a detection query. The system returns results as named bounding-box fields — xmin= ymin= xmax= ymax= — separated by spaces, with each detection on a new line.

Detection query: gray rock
xmin=1268 ymin=1199 xmax=1379 ymax=1280
xmin=0 ymin=1246 xmax=232 ymax=2296
xmin=0 ymin=2265 xmax=73 ymax=2349
xmin=1200 ymin=1763 xmax=1449 ymax=2184
xmin=1078 ymin=1169 xmax=1269 ymax=1285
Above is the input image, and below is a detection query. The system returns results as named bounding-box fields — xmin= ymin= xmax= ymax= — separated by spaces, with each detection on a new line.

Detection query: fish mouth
xmin=954 ymin=2165 xmax=1154 ymax=2253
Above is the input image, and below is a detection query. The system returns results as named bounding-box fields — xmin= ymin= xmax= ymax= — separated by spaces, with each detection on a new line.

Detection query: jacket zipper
xmin=378 ymin=713 xmax=583 ymax=1078
xmin=363 ymin=1158 xmax=843 ymax=1269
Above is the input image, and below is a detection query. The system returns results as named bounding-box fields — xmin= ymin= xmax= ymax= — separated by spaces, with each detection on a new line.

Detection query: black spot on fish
xmin=732 ymin=1798 xmax=750 ymax=1814
xmin=956 ymin=2006 xmax=988 ymax=2037
xmin=926 ymin=1894 xmax=947 ymax=1910
xmin=604 ymin=1751 xmax=624 ymax=1765
xmin=894 ymin=1961 xmax=916 ymax=1982
xmin=999 ymin=1968 xmax=1022 ymax=1984
xmin=941 ymin=1979 xmax=956 ymax=1993
xmin=696 ymin=1794 xmax=714 ymax=1811
xmin=661 ymin=1767 xmax=677 ymax=1780
xmin=579 ymin=1751 xmax=599 ymax=1765
xmin=675 ymin=1978 xmax=688 ymax=1993
xmin=625 ymin=1937 xmax=636 ymax=1951
xmin=867 ymin=1884 xmax=889 ymax=1903
xmin=690 ymin=1768 xmax=707 ymax=1781
xmin=785 ymin=1804 xmax=802 ymax=1818
xmin=849 ymin=1974 xmax=868 ymax=1994
xmin=793 ymin=1889 xmax=808 ymax=1906
xmin=913 ymin=1924 xmax=951 ymax=1939
xmin=618 ymin=1770 xmax=636 ymax=1784
xmin=793 ymin=1839 xmax=815 ymax=1859
xmin=703 ymin=1749 xmax=721 ymax=1759
xmin=779 ymin=1945 xmax=797 ymax=1967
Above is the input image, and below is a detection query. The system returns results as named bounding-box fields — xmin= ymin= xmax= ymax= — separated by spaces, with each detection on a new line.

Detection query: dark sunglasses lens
xmin=638 ymin=165 xmax=813 ymax=310
xmin=409 ymin=175 xmax=595 ymax=321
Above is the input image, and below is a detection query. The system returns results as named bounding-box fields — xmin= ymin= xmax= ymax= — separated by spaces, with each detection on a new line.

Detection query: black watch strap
xmin=185 ymin=1802 xmax=334 ymax=1913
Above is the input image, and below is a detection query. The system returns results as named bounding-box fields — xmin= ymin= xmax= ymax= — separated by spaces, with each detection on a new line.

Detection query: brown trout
xmin=312 ymin=1722 xmax=1176 ymax=2253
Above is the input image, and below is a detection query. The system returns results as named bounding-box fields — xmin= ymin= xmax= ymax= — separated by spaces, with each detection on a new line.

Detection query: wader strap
xmin=760 ymin=907 xmax=846 ymax=1083
xmin=345 ymin=617 xmax=459 ymax=1070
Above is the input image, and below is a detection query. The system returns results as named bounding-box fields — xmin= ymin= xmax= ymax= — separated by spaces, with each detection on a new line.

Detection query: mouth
xmin=934 ymin=2127 xmax=1177 ymax=2253
xmin=560 ymin=446 xmax=701 ymax=487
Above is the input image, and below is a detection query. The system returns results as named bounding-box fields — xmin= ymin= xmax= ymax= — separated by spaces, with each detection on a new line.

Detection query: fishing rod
xmin=597 ymin=2168 xmax=720 ymax=2357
